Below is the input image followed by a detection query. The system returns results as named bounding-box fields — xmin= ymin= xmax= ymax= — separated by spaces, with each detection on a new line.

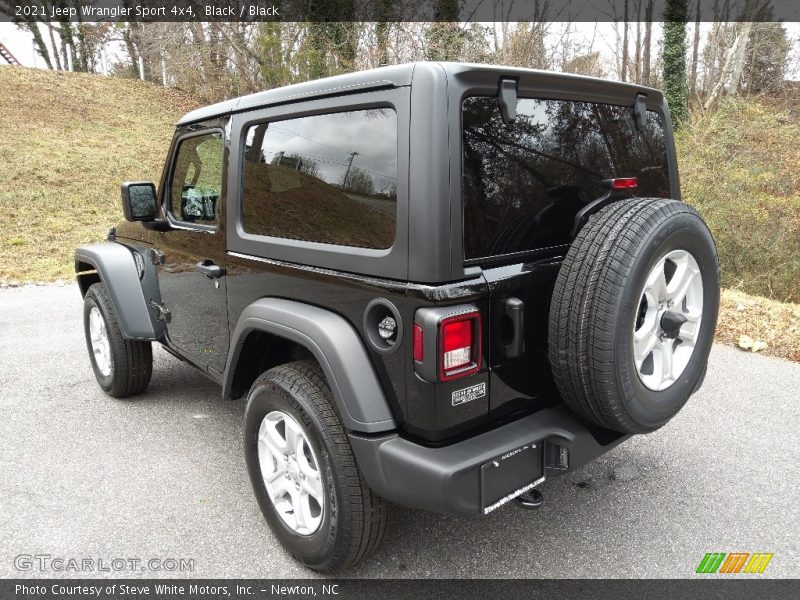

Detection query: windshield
xmin=462 ymin=96 xmax=671 ymax=259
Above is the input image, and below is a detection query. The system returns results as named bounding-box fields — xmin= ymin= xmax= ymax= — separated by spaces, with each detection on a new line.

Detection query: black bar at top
xmin=1 ymin=0 xmax=799 ymax=23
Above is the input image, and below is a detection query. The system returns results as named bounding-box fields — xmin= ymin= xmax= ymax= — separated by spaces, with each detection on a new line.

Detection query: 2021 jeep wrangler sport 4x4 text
xmin=76 ymin=62 xmax=719 ymax=572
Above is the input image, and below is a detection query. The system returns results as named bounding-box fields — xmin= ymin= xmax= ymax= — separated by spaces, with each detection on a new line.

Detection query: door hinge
xmin=150 ymin=300 xmax=171 ymax=323
xmin=148 ymin=248 xmax=166 ymax=266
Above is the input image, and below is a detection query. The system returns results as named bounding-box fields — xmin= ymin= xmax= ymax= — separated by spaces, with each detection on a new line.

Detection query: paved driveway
xmin=1 ymin=284 xmax=798 ymax=578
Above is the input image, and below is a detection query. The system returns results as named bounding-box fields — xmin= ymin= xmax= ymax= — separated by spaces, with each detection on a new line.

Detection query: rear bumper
xmin=349 ymin=405 xmax=629 ymax=516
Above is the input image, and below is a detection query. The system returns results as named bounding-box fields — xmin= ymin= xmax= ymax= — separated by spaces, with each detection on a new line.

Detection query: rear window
xmin=462 ymin=96 xmax=670 ymax=260
xmin=241 ymin=108 xmax=398 ymax=249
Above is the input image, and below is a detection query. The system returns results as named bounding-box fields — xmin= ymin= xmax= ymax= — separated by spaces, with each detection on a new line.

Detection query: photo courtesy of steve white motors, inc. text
xmin=14 ymin=583 xmax=341 ymax=597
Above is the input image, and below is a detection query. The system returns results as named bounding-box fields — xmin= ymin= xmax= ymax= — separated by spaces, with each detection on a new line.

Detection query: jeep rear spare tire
xmin=549 ymin=198 xmax=719 ymax=433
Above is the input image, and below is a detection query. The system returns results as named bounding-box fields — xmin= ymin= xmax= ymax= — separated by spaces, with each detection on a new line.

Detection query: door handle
xmin=195 ymin=260 xmax=226 ymax=279
xmin=503 ymin=297 xmax=525 ymax=359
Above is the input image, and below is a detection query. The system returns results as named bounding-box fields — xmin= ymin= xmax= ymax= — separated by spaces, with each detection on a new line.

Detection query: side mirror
xmin=121 ymin=182 xmax=158 ymax=222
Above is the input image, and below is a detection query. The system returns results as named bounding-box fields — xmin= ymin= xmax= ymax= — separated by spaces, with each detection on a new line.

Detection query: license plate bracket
xmin=480 ymin=442 xmax=544 ymax=514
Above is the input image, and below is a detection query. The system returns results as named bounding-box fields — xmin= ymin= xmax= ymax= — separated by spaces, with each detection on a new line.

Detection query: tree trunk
xmin=192 ymin=22 xmax=213 ymax=84
xmin=44 ymin=23 xmax=61 ymax=70
xmin=59 ymin=21 xmax=73 ymax=71
xmin=374 ymin=0 xmax=394 ymax=66
xmin=662 ymin=0 xmax=688 ymax=126
xmin=727 ymin=21 xmax=754 ymax=95
xmin=121 ymin=25 xmax=139 ymax=76
xmin=634 ymin=2 xmax=642 ymax=84
xmin=375 ymin=22 xmax=390 ymax=65
xmin=74 ymin=7 xmax=88 ymax=71
xmin=642 ymin=1 xmax=653 ymax=86
xmin=26 ymin=23 xmax=53 ymax=70
xmin=690 ymin=1 xmax=701 ymax=96
xmin=621 ymin=0 xmax=629 ymax=81
xmin=703 ymin=30 xmax=741 ymax=109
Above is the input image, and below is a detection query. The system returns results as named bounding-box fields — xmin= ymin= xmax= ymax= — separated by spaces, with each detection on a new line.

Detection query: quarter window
xmin=241 ymin=108 xmax=398 ymax=249
xmin=169 ymin=132 xmax=224 ymax=225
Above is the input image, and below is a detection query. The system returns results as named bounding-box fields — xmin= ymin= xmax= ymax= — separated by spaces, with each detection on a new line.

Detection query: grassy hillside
xmin=677 ymin=98 xmax=800 ymax=304
xmin=0 ymin=66 xmax=197 ymax=281
xmin=0 ymin=67 xmax=797 ymax=360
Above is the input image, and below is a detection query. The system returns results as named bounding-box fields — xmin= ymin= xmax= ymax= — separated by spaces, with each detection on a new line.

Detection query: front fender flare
xmin=75 ymin=242 xmax=162 ymax=341
xmin=223 ymin=298 xmax=397 ymax=433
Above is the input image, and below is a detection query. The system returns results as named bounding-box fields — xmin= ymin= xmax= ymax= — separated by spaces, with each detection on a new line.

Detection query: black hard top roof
xmin=177 ymin=61 xmax=662 ymax=126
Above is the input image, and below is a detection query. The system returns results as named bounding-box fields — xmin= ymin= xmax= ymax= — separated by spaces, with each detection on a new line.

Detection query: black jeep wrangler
xmin=76 ymin=62 xmax=719 ymax=572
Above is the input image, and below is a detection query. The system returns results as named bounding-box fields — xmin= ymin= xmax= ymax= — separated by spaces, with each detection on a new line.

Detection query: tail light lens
xmin=439 ymin=311 xmax=481 ymax=381
xmin=610 ymin=177 xmax=638 ymax=190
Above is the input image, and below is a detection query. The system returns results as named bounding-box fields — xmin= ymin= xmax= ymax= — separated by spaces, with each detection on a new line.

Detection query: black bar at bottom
xmin=2 ymin=579 xmax=797 ymax=600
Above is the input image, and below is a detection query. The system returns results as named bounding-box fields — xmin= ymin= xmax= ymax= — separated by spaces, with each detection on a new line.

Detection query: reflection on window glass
xmin=170 ymin=132 xmax=224 ymax=224
xmin=129 ymin=185 xmax=155 ymax=219
xmin=462 ymin=97 xmax=670 ymax=259
xmin=241 ymin=108 xmax=398 ymax=249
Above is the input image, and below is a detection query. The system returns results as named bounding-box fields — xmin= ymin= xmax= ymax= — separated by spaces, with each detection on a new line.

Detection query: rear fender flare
xmin=223 ymin=298 xmax=397 ymax=433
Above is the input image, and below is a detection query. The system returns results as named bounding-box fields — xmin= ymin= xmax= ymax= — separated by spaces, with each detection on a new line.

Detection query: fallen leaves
xmin=737 ymin=334 xmax=768 ymax=353
xmin=717 ymin=289 xmax=800 ymax=362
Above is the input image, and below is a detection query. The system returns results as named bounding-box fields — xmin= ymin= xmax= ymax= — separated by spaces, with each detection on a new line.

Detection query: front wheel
xmin=244 ymin=360 xmax=390 ymax=573
xmin=83 ymin=282 xmax=152 ymax=398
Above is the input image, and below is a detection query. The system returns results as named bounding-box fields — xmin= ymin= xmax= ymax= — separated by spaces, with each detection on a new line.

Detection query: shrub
xmin=677 ymin=98 xmax=800 ymax=302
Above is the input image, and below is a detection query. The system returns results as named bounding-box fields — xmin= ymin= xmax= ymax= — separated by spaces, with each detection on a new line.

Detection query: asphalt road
xmin=1 ymin=283 xmax=799 ymax=579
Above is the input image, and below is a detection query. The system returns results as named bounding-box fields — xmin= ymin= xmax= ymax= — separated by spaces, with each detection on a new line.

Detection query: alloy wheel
xmin=257 ymin=410 xmax=325 ymax=535
xmin=633 ymin=249 xmax=704 ymax=391
xmin=89 ymin=306 xmax=112 ymax=377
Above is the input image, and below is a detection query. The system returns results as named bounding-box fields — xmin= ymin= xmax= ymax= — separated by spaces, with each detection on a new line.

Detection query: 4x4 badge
xmin=452 ymin=383 xmax=486 ymax=406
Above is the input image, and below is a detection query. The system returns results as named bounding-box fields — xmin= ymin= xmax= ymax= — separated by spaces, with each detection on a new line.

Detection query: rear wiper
xmin=471 ymin=129 xmax=604 ymax=179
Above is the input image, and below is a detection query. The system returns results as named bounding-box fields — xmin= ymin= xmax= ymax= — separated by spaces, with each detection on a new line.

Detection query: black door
xmin=155 ymin=129 xmax=229 ymax=374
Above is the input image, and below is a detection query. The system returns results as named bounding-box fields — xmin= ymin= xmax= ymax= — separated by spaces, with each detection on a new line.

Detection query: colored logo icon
xmin=696 ymin=552 xmax=773 ymax=574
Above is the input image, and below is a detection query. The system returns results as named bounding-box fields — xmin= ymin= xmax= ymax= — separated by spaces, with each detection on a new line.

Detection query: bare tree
xmin=642 ymin=1 xmax=654 ymax=86
xmin=727 ymin=21 xmax=755 ymax=96
xmin=689 ymin=0 xmax=701 ymax=96
xmin=621 ymin=0 xmax=629 ymax=81
xmin=703 ymin=23 xmax=745 ymax=108
xmin=633 ymin=1 xmax=642 ymax=84
xmin=741 ymin=21 xmax=790 ymax=93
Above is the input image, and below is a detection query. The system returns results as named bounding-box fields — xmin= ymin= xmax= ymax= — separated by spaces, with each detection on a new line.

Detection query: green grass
xmin=0 ymin=66 xmax=198 ymax=282
xmin=1 ymin=68 xmax=797 ymax=305
xmin=677 ymin=98 xmax=800 ymax=303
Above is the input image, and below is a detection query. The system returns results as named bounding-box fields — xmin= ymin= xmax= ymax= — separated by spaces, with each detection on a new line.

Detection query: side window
xmin=241 ymin=108 xmax=398 ymax=249
xmin=169 ymin=132 xmax=224 ymax=226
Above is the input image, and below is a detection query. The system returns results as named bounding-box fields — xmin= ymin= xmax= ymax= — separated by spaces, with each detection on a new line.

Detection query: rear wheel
xmin=83 ymin=282 xmax=152 ymax=398
xmin=548 ymin=198 xmax=719 ymax=433
xmin=244 ymin=360 xmax=390 ymax=573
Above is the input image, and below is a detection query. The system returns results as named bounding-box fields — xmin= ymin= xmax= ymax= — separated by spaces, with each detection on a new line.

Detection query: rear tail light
xmin=439 ymin=311 xmax=481 ymax=381
xmin=609 ymin=177 xmax=638 ymax=190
